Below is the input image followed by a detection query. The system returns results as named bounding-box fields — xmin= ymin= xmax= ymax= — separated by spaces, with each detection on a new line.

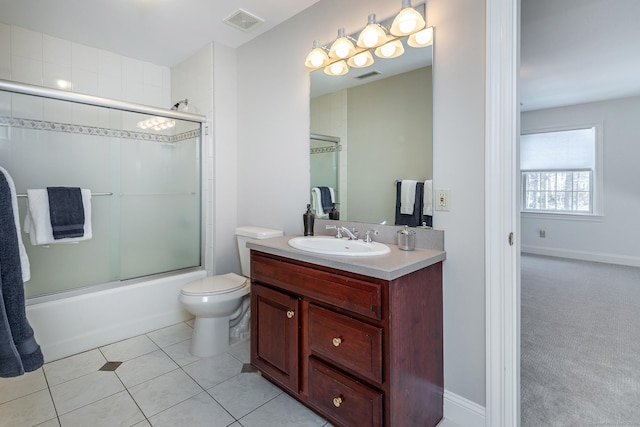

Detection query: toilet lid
xmin=181 ymin=273 xmax=247 ymax=296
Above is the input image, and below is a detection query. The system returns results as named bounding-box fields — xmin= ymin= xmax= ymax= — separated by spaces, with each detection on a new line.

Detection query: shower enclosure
xmin=0 ymin=80 xmax=206 ymax=301
xmin=310 ymin=133 xmax=340 ymax=214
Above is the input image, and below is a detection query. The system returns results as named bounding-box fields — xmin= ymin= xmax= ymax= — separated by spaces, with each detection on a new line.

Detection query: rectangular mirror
xmin=310 ymin=30 xmax=433 ymax=225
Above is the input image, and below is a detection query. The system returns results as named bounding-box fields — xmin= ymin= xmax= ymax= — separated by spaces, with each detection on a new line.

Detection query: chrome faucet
xmin=364 ymin=229 xmax=378 ymax=243
xmin=325 ymin=225 xmax=359 ymax=240
xmin=325 ymin=225 xmax=343 ymax=238
xmin=340 ymin=227 xmax=359 ymax=240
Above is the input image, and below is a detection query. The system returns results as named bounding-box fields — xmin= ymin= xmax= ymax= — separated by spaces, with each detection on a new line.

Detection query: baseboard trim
xmin=522 ymin=245 xmax=640 ymax=268
xmin=443 ymin=389 xmax=486 ymax=427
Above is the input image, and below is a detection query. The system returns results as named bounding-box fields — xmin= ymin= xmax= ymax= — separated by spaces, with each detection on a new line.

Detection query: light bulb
xmin=310 ymin=50 xmax=325 ymax=67
xmin=357 ymin=14 xmax=387 ymax=49
xmin=330 ymin=62 xmax=344 ymax=74
xmin=381 ymin=43 xmax=397 ymax=57
xmin=399 ymin=19 xmax=418 ymax=34
xmin=348 ymin=51 xmax=374 ymax=68
xmin=329 ymin=28 xmax=356 ymax=59
xmin=324 ymin=60 xmax=349 ymax=76
xmin=353 ymin=54 xmax=368 ymax=67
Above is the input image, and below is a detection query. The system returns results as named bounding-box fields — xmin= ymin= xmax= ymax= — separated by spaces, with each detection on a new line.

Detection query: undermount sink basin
xmin=288 ymin=236 xmax=391 ymax=257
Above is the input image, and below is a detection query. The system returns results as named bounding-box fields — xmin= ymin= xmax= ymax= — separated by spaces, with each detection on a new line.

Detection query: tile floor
xmin=0 ymin=321 xmax=459 ymax=427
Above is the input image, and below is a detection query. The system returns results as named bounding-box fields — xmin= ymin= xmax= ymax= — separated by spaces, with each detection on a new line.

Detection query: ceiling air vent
xmin=356 ymin=71 xmax=382 ymax=80
xmin=223 ymin=9 xmax=265 ymax=32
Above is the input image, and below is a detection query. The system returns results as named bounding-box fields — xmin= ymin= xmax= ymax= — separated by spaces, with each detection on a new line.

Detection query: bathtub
xmin=26 ymin=270 xmax=206 ymax=363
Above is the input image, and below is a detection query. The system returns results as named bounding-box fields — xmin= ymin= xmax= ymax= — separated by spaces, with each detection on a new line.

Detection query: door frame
xmin=485 ymin=0 xmax=520 ymax=425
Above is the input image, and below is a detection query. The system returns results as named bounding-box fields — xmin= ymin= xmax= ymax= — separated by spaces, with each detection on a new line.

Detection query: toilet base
xmin=190 ymin=316 xmax=231 ymax=358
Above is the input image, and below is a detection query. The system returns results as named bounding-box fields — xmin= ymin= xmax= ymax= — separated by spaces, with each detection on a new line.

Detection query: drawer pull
xmin=332 ymin=337 xmax=342 ymax=347
xmin=286 ymin=310 xmax=295 ymax=319
xmin=333 ymin=396 xmax=344 ymax=408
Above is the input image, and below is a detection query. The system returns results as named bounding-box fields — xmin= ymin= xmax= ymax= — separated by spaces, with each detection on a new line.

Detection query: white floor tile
xmin=207 ymin=372 xmax=281 ymax=419
xmin=227 ymin=339 xmax=250 ymax=364
xmin=182 ymin=352 xmax=243 ymax=390
xmin=162 ymin=339 xmax=200 ymax=367
xmin=238 ymin=393 xmax=327 ymax=427
xmin=146 ymin=323 xmax=193 ymax=348
xmin=0 ymin=389 xmax=57 ymax=427
xmin=0 ymin=368 xmax=48 ymax=404
xmin=49 ymin=370 xmax=124 ymax=415
xmin=100 ymin=334 xmax=159 ymax=362
xmin=34 ymin=418 xmax=61 ymax=427
xmin=115 ymin=349 xmax=178 ymax=388
xmin=128 ymin=369 xmax=202 ymax=418
xmin=43 ymin=349 xmax=106 ymax=386
xmin=57 ymin=390 xmax=145 ymax=427
xmin=148 ymin=391 xmax=234 ymax=427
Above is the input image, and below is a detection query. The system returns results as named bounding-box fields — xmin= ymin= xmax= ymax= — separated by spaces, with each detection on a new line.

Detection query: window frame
xmin=520 ymin=122 xmax=603 ymax=218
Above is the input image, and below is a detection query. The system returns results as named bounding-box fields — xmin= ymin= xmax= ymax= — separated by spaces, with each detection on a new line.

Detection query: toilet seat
xmin=181 ymin=273 xmax=247 ymax=296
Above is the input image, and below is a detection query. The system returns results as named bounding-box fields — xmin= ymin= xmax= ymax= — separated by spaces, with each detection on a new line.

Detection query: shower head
xmin=171 ymin=99 xmax=188 ymax=111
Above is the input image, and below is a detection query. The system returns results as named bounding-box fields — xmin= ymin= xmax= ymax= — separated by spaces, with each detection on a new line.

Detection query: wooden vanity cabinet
xmin=250 ymin=250 xmax=443 ymax=427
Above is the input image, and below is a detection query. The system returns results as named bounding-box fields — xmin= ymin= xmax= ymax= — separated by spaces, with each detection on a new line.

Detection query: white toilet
xmin=179 ymin=226 xmax=283 ymax=357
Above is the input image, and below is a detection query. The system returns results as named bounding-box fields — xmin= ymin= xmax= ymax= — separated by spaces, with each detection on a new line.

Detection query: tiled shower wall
xmin=0 ymin=23 xmax=171 ymax=108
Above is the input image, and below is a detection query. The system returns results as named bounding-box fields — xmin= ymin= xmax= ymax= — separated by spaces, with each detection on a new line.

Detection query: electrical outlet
xmin=435 ymin=188 xmax=450 ymax=211
xmin=539 ymin=229 xmax=546 ymax=238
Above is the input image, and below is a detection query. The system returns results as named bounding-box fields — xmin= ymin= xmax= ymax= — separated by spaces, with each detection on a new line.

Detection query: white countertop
xmin=247 ymin=235 xmax=446 ymax=281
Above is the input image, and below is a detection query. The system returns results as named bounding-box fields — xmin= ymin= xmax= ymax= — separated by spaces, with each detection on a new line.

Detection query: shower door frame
xmin=0 ymin=79 xmax=209 ymax=303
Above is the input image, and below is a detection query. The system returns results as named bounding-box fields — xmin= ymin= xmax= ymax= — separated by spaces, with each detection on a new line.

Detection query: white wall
xmin=521 ymin=95 xmax=640 ymax=266
xmin=0 ymin=23 xmax=170 ymax=106
xmin=235 ymin=0 xmax=487 ymax=413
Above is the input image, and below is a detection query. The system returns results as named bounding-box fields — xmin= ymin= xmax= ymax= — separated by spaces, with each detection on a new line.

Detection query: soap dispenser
xmin=303 ymin=204 xmax=315 ymax=236
xmin=329 ymin=203 xmax=340 ymax=220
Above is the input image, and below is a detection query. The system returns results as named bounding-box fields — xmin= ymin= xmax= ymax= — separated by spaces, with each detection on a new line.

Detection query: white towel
xmin=24 ymin=189 xmax=92 ymax=246
xmin=311 ymin=187 xmax=334 ymax=218
xmin=0 ymin=167 xmax=30 ymax=282
xmin=400 ymin=180 xmax=417 ymax=215
xmin=423 ymin=180 xmax=433 ymax=216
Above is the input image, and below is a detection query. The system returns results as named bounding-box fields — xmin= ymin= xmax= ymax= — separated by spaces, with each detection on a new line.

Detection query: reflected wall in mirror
xmin=310 ymin=36 xmax=433 ymax=225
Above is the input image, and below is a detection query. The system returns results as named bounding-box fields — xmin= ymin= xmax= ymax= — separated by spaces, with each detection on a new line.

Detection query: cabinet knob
xmin=333 ymin=396 xmax=344 ymax=408
xmin=332 ymin=337 xmax=342 ymax=347
xmin=286 ymin=310 xmax=295 ymax=319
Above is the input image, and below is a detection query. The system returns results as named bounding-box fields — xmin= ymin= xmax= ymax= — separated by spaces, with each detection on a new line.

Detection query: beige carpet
xmin=521 ymin=254 xmax=640 ymax=426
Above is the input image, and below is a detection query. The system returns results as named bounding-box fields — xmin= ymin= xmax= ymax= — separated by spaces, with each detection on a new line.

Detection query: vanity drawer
xmin=251 ymin=252 xmax=382 ymax=320
xmin=308 ymin=357 xmax=383 ymax=427
xmin=308 ymin=304 xmax=382 ymax=384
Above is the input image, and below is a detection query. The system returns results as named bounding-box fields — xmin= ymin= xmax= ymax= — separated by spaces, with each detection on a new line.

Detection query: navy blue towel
xmin=395 ymin=181 xmax=424 ymax=227
xmin=318 ymin=186 xmax=333 ymax=213
xmin=47 ymin=187 xmax=84 ymax=239
xmin=0 ymin=172 xmax=44 ymax=377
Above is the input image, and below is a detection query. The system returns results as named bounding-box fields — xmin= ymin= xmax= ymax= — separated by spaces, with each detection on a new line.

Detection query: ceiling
xmin=0 ymin=0 xmax=320 ymax=67
xmin=521 ymin=0 xmax=640 ymax=111
xmin=1 ymin=0 xmax=638 ymax=111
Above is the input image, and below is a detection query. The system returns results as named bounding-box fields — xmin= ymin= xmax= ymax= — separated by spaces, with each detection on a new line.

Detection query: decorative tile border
xmin=0 ymin=116 xmax=201 ymax=143
xmin=311 ymin=145 xmax=340 ymax=154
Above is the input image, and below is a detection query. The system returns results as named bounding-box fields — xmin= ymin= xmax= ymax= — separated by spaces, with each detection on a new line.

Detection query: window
xmin=521 ymin=126 xmax=601 ymax=214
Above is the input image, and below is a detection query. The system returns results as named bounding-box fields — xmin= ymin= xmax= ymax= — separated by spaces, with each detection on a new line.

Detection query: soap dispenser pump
xmin=303 ymin=204 xmax=315 ymax=236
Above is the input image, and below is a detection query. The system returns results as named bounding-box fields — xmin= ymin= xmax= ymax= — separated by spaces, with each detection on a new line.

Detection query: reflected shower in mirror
xmin=310 ymin=35 xmax=433 ymax=225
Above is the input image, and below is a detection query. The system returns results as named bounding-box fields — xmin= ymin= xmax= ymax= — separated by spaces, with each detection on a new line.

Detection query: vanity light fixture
xmin=347 ymin=51 xmax=375 ymax=68
xmin=375 ymin=38 xmax=405 ymax=59
xmin=408 ymin=26 xmax=434 ymax=47
xmin=324 ymin=60 xmax=349 ymax=76
xmin=328 ymin=28 xmax=356 ymax=59
xmin=356 ymin=14 xmax=387 ymax=49
xmin=390 ymin=0 xmax=426 ymax=36
xmin=305 ymin=3 xmax=429 ymax=76
xmin=305 ymin=40 xmax=330 ymax=69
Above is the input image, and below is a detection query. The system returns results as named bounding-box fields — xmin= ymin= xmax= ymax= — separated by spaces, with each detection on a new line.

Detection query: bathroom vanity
xmin=248 ymin=234 xmax=445 ymax=427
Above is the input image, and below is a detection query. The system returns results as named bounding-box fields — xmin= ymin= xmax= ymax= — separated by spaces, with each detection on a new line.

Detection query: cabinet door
xmin=251 ymin=283 xmax=300 ymax=394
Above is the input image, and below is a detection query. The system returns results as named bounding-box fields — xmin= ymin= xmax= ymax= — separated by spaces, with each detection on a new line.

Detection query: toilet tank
xmin=236 ymin=226 xmax=283 ymax=277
